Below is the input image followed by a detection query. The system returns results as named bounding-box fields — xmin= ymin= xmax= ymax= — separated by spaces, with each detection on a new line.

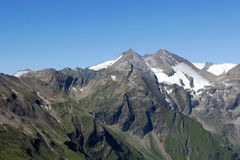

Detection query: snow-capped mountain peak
xmin=193 ymin=62 xmax=238 ymax=76
xmin=143 ymin=50 xmax=210 ymax=91
xmin=207 ymin=63 xmax=238 ymax=76
xmin=88 ymin=49 xmax=211 ymax=91
xmin=88 ymin=49 xmax=139 ymax=71
xmin=14 ymin=70 xmax=31 ymax=77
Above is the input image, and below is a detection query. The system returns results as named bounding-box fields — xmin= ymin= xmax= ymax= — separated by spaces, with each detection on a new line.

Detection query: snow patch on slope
xmin=174 ymin=63 xmax=209 ymax=90
xmin=207 ymin=63 xmax=237 ymax=76
xmin=14 ymin=70 xmax=30 ymax=77
xmin=151 ymin=62 xmax=209 ymax=91
xmin=89 ymin=55 xmax=123 ymax=71
xmin=193 ymin=63 xmax=205 ymax=70
xmin=11 ymin=89 xmax=18 ymax=94
xmin=72 ymin=87 xmax=77 ymax=92
xmin=111 ymin=75 xmax=117 ymax=81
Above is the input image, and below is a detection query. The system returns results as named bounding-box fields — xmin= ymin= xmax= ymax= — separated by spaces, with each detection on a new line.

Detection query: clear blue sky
xmin=0 ymin=0 xmax=240 ymax=74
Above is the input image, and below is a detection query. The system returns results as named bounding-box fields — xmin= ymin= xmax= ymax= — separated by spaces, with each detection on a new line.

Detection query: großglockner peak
xmin=86 ymin=49 xmax=213 ymax=91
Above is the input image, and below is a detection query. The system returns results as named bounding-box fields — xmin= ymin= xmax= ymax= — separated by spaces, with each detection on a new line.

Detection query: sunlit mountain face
xmin=1 ymin=49 xmax=240 ymax=160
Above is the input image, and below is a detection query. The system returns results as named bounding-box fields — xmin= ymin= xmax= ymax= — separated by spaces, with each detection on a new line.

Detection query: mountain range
xmin=1 ymin=49 xmax=239 ymax=160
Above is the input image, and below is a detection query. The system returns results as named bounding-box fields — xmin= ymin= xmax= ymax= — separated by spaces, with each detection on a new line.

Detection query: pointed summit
xmin=89 ymin=49 xmax=143 ymax=71
xmin=156 ymin=49 xmax=171 ymax=54
xmin=144 ymin=49 xmax=193 ymax=72
xmin=120 ymin=49 xmax=142 ymax=61
xmin=109 ymin=49 xmax=151 ymax=74
xmin=154 ymin=49 xmax=187 ymax=64
xmin=126 ymin=48 xmax=135 ymax=53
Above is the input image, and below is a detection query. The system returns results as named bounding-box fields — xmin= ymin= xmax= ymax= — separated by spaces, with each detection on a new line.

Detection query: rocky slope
xmin=1 ymin=49 xmax=240 ymax=160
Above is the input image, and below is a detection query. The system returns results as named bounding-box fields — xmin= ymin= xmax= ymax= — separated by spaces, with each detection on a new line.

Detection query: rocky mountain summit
xmin=2 ymin=49 xmax=240 ymax=160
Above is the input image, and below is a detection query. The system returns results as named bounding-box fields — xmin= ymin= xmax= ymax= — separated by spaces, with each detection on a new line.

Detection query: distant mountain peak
xmin=88 ymin=49 xmax=142 ymax=71
xmin=86 ymin=49 xmax=212 ymax=91
xmin=143 ymin=50 xmax=211 ymax=91
xmin=14 ymin=69 xmax=32 ymax=77
xmin=121 ymin=49 xmax=142 ymax=60
xmin=156 ymin=49 xmax=172 ymax=54
xmin=126 ymin=48 xmax=135 ymax=53
xmin=193 ymin=62 xmax=238 ymax=76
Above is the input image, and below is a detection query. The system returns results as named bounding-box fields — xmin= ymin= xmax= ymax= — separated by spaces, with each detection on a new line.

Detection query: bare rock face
xmin=77 ymin=49 xmax=169 ymax=137
xmin=224 ymin=64 xmax=240 ymax=79
xmin=19 ymin=67 xmax=98 ymax=93
xmin=192 ymin=65 xmax=240 ymax=145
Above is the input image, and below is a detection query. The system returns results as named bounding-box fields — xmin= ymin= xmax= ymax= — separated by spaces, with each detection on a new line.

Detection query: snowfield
xmin=151 ymin=62 xmax=209 ymax=91
xmin=14 ymin=70 xmax=30 ymax=77
xmin=89 ymin=55 xmax=123 ymax=71
xmin=193 ymin=63 xmax=237 ymax=76
xmin=193 ymin=63 xmax=205 ymax=70
xmin=207 ymin=63 xmax=237 ymax=76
